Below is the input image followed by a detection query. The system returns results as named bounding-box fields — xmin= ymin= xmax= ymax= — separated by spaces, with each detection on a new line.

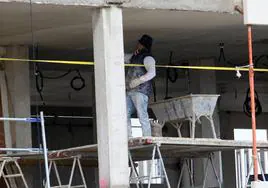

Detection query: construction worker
xmin=124 ymin=34 xmax=156 ymax=137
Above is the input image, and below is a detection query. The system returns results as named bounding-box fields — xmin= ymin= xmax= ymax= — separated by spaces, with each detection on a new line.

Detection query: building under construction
xmin=0 ymin=0 xmax=268 ymax=187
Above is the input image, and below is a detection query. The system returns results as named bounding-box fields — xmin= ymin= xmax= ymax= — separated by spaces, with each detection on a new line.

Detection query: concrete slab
xmin=1 ymin=0 xmax=241 ymax=13
xmin=3 ymin=137 xmax=267 ymax=160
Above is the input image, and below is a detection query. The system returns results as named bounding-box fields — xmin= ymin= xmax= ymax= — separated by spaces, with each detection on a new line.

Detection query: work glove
xmin=129 ymin=78 xmax=142 ymax=89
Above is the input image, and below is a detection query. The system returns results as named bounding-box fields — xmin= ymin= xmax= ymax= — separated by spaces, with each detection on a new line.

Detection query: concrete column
xmin=4 ymin=46 xmax=32 ymax=148
xmin=92 ymin=6 xmax=129 ymax=188
xmin=1 ymin=46 xmax=33 ymax=188
xmin=0 ymin=47 xmax=8 ymax=149
xmin=189 ymin=58 xmax=222 ymax=188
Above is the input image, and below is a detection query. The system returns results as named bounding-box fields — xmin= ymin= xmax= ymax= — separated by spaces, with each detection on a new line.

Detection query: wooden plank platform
xmin=0 ymin=137 xmax=267 ymax=163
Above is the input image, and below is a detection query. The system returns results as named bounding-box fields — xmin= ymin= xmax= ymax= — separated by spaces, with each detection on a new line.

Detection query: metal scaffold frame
xmin=129 ymin=143 xmax=171 ymax=188
xmin=0 ymin=136 xmax=267 ymax=187
xmin=45 ymin=155 xmax=87 ymax=188
xmin=235 ymin=149 xmax=267 ymax=188
xmin=128 ymin=140 xmax=223 ymax=188
xmin=0 ymin=157 xmax=29 ymax=188
xmin=0 ymin=111 xmax=51 ymax=188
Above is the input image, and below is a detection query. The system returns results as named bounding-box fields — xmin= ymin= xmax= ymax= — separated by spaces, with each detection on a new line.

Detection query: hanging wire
xmin=243 ymin=88 xmax=262 ymax=117
xmin=218 ymin=43 xmax=268 ymax=68
xmin=36 ymin=68 xmax=86 ymax=91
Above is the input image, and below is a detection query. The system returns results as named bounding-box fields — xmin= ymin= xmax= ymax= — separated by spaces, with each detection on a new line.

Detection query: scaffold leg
xmin=202 ymin=153 xmax=222 ymax=188
xmin=147 ymin=145 xmax=156 ymax=188
xmin=210 ymin=154 xmax=222 ymax=188
xmin=128 ymin=144 xmax=170 ymax=188
xmin=148 ymin=144 xmax=170 ymax=188
xmin=45 ymin=160 xmax=62 ymax=187
xmin=0 ymin=157 xmax=28 ymax=188
xmin=129 ymin=152 xmax=141 ymax=188
xmin=245 ymin=156 xmax=266 ymax=188
xmin=45 ymin=156 xmax=87 ymax=188
xmin=156 ymin=145 xmax=171 ymax=188
xmin=177 ymin=159 xmax=194 ymax=188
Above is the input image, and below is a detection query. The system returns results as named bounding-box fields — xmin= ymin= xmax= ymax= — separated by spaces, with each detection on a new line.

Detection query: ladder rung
xmin=3 ymin=174 xmax=23 ymax=178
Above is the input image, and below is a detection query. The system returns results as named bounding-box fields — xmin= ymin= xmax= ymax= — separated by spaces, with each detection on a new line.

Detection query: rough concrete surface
xmin=0 ymin=0 xmax=242 ymax=13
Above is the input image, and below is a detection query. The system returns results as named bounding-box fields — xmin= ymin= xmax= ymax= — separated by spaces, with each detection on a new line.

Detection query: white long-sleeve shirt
xmin=124 ymin=53 xmax=156 ymax=84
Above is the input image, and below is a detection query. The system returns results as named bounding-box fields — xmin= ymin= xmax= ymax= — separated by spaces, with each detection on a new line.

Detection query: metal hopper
xmin=150 ymin=94 xmax=220 ymax=138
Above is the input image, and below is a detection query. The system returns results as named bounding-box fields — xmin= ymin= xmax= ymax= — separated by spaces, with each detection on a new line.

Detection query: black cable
xmin=218 ymin=42 xmax=249 ymax=66
xmin=243 ymin=88 xmax=262 ymax=117
xmin=165 ymin=51 xmax=177 ymax=99
xmin=218 ymin=43 xmax=226 ymax=62
xmin=34 ymin=47 xmax=45 ymax=106
xmin=42 ymin=69 xmax=72 ymax=79
xmin=167 ymin=51 xmax=178 ymax=83
xmin=254 ymin=55 xmax=268 ymax=69
xmin=218 ymin=43 xmax=268 ymax=67
xmin=70 ymin=75 xmax=85 ymax=91
xmin=39 ymin=68 xmax=86 ymax=91
xmin=35 ymin=69 xmax=45 ymax=105
xmin=35 ymin=69 xmax=43 ymax=93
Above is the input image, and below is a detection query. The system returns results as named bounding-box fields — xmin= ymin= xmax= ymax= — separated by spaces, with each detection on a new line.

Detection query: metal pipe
xmin=31 ymin=115 xmax=94 ymax=119
xmin=0 ymin=148 xmax=43 ymax=152
xmin=247 ymin=25 xmax=258 ymax=181
xmin=148 ymin=145 xmax=156 ymax=188
xmin=0 ymin=117 xmax=40 ymax=122
xmin=156 ymin=145 xmax=171 ymax=188
xmin=40 ymin=112 xmax=51 ymax=188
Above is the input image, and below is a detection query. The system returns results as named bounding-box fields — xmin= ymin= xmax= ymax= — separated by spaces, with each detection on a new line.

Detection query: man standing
xmin=125 ymin=34 xmax=156 ymax=137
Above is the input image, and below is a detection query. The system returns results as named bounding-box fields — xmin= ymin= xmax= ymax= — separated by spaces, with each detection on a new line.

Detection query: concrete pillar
xmin=0 ymin=47 xmax=7 ymax=149
xmin=0 ymin=46 xmax=33 ymax=187
xmin=189 ymin=58 xmax=222 ymax=188
xmin=92 ymin=6 xmax=129 ymax=188
xmin=4 ymin=46 xmax=32 ymax=148
xmin=92 ymin=73 xmax=99 ymax=187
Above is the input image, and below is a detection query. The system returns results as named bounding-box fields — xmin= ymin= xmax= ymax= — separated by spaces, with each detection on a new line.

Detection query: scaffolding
xmin=0 ymin=157 xmax=28 ymax=188
xmin=0 ymin=136 xmax=268 ymax=187
xmin=45 ymin=156 xmax=87 ymax=188
xmin=0 ymin=112 xmax=50 ymax=188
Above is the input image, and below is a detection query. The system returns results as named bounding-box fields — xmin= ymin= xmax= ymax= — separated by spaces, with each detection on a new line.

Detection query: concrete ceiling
xmin=1 ymin=2 xmax=268 ymax=64
xmin=2 ymin=2 xmax=268 ymax=108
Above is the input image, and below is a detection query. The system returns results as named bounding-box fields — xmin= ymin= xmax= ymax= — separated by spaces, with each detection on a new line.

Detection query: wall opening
xmin=234 ymin=128 xmax=268 ymax=188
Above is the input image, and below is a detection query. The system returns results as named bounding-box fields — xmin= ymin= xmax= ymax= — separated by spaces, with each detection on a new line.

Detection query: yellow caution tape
xmin=1 ymin=57 xmax=268 ymax=72
xmin=0 ymin=57 xmax=94 ymax=66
